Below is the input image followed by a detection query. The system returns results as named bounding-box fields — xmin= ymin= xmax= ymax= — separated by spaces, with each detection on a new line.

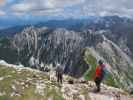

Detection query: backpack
xmin=100 ymin=65 xmax=108 ymax=80
xmin=56 ymin=67 xmax=63 ymax=75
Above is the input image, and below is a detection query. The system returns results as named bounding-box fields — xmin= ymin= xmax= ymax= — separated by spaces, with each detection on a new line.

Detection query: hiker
xmin=56 ymin=64 xmax=63 ymax=84
xmin=94 ymin=60 xmax=107 ymax=92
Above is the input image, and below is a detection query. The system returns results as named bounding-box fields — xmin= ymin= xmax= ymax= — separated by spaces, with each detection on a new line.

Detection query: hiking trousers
xmin=57 ymin=74 xmax=63 ymax=84
xmin=95 ymin=77 xmax=102 ymax=92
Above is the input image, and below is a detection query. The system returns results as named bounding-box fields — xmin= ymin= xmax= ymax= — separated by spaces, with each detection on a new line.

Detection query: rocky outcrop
xmin=12 ymin=27 xmax=103 ymax=77
xmin=0 ymin=26 xmax=133 ymax=92
xmin=0 ymin=62 xmax=132 ymax=100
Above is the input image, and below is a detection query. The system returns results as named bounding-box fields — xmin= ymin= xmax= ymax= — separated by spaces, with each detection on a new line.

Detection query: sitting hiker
xmin=56 ymin=64 xmax=63 ymax=84
xmin=94 ymin=60 xmax=107 ymax=92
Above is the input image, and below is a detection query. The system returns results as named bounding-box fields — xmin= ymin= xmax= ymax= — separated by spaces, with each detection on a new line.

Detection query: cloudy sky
xmin=0 ymin=0 xmax=133 ymax=19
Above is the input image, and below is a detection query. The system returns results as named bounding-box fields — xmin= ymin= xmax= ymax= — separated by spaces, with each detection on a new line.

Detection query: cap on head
xmin=98 ymin=60 xmax=103 ymax=65
xmin=57 ymin=63 xmax=60 ymax=67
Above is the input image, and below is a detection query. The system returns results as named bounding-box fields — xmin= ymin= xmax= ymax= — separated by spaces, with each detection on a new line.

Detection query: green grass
xmin=83 ymin=49 xmax=97 ymax=81
xmin=83 ymin=48 xmax=119 ymax=88
xmin=103 ymin=73 xmax=118 ymax=88
xmin=0 ymin=96 xmax=10 ymax=100
xmin=0 ymin=37 xmax=11 ymax=46
xmin=0 ymin=65 xmax=64 ymax=100
xmin=45 ymin=87 xmax=64 ymax=100
xmin=13 ymin=85 xmax=41 ymax=100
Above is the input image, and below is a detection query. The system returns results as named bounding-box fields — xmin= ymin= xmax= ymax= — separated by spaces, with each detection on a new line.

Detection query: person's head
xmin=98 ymin=60 xmax=103 ymax=65
xmin=56 ymin=63 xmax=61 ymax=68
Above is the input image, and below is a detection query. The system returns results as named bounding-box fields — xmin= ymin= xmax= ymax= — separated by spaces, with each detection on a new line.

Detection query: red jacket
xmin=94 ymin=64 xmax=105 ymax=80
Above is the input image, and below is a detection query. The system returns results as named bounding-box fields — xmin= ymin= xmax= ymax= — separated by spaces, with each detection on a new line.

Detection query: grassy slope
xmin=83 ymin=48 xmax=117 ymax=87
xmin=0 ymin=63 xmax=132 ymax=100
xmin=0 ymin=65 xmax=64 ymax=100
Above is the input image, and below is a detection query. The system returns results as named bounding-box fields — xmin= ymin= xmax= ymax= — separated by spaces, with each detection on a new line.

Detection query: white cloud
xmin=31 ymin=8 xmax=64 ymax=16
xmin=0 ymin=10 xmax=5 ymax=16
xmin=11 ymin=0 xmax=85 ymax=16
xmin=10 ymin=0 xmax=133 ymax=17
xmin=12 ymin=3 xmax=33 ymax=12
xmin=80 ymin=0 xmax=133 ymax=17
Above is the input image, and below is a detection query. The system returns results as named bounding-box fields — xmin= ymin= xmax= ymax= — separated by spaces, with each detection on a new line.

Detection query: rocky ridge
xmin=0 ymin=61 xmax=132 ymax=100
xmin=0 ymin=26 xmax=133 ymax=92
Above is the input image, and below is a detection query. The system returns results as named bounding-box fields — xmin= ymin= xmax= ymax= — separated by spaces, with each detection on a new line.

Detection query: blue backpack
xmin=101 ymin=66 xmax=108 ymax=80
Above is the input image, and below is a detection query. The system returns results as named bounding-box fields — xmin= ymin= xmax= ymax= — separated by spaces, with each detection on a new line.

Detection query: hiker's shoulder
xmin=96 ymin=65 xmax=101 ymax=68
xmin=102 ymin=64 xmax=106 ymax=66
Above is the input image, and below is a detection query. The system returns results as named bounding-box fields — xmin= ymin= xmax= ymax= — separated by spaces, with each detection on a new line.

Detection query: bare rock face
xmin=0 ymin=26 xmax=133 ymax=92
xmin=128 ymin=85 xmax=133 ymax=94
xmin=12 ymin=27 xmax=103 ymax=76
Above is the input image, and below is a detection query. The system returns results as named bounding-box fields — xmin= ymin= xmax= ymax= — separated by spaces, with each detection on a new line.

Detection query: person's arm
xmin=56 ymin=68 xmax=58 ymax=76
xmin=93 ymin=66 xmax=98 ymax=80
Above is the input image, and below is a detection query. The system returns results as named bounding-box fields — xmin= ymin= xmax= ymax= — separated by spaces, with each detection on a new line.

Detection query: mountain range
xmin=0 ymin=16 xmax=133 ymax=93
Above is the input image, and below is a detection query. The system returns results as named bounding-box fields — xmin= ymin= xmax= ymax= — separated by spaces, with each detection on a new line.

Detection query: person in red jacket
xmin=94 ymin=60 xmax=105 ymax=92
